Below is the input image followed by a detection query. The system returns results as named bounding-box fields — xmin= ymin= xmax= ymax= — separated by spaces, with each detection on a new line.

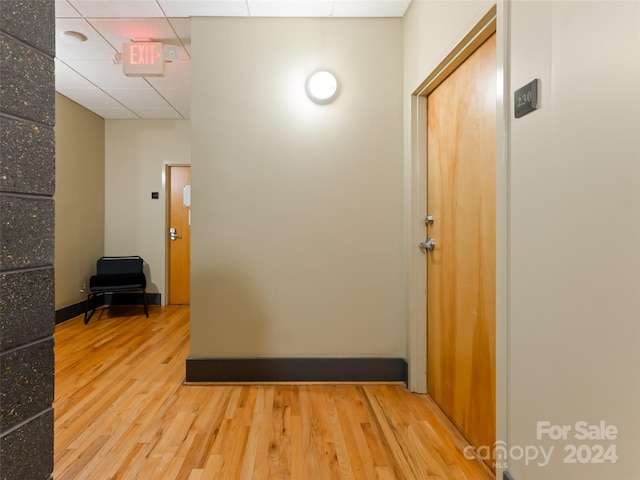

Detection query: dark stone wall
xmin=0 ymin=1 xmax=56 ymax=479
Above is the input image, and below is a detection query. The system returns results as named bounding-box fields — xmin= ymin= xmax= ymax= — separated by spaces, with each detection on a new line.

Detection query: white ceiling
xmin=55 ymin=0 xmax=411 ymax=119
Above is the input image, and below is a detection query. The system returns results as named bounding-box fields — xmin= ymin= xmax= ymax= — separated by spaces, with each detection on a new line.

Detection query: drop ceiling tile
xmin=90 ymin=18 xmax=172 ymax=44
xmin=153 ymin=88 xmax=190 ymax=117
xmin=67 ymin=0 xmax=165 ymax=18
xmin=55 ymin=59 xmax=97 ymax=89
xmin=65 ymin=60 xmax=150 ymax=89
xmin=248 ymin=0 xmax=333 ymax=17
xmin=55 ymin=0 xmax=81 ymax=17
xmin=56 ymin=18 xmax=116 ymax=61
xmin=145 ymin=61 xmax=190 ymax=89
xmin=332 ymin=0 xmax=410 ymax=17
xmin=56 ymin=87 xmax=129 ymax=110
xmin=167 ymin=18 xmax=191 ymax=56
xmin=167 ymin=18 xmax=190 ymax=39
xmin=92 ymin=108 xmax=140 ymax=119
xmin=130 ymin=107 xmax=183 ymax=119
xmin=158 ymin=0 xmax=249 ymax=17
xmin=103 ymin=87 xmax=172 ymax=109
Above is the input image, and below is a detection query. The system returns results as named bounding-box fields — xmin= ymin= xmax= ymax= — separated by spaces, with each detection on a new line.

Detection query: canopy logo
xmin=464 ymin=421 xmax=618 ymax=470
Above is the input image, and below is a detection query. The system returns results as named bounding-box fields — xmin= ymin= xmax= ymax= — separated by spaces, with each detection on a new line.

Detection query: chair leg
xmin=142 ymin=290 xmax=149 ymax=317
xmin=85 ymin=293 xmax=95 ymax=324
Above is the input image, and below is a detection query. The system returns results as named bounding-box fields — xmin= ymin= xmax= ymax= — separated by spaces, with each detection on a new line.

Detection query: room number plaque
xmin=514 ymin=79 xmax=540 ymax=118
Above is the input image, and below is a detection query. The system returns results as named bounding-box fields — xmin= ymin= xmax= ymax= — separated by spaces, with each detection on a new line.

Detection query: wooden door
xmin=426 ymin=33 xmax=496 ymax=460
xmin=168 ymin=165 xmax=191 ymax=305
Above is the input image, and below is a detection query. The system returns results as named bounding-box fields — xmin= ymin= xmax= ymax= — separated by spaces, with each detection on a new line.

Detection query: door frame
xmin=163 ymin=162 xmax=191 ymax=306
xmin=406 ymin=2 xmax=509 ymax=468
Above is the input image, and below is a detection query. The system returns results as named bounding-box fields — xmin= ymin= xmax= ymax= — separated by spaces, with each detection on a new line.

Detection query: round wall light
xmin=306 ymin=70 xmax=339 ymax=105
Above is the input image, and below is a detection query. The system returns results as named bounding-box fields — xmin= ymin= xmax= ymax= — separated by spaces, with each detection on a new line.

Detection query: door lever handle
xmin=169 ymin=228 xmax=178 ymax=241
xmin=419 ymin=238 xmax=435 ymax=251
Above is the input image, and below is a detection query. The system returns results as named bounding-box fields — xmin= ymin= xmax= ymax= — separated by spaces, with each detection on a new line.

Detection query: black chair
xmin=85 ymin=256 xmax=148 ymax=324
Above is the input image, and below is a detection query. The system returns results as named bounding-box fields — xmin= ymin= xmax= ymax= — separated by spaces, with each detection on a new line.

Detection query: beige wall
xmin=105 ymin=120 xmax=190 ymax=303
xmin=403 ymin=0 xmax=493 ymax=92
xmin=405 ymin=1 xmax=640 ymax=478
xmin=54 ymin=93 xmax=105 ymax=309
xmin=190 ymin=17 xmax=405 ymax=357
xmin=507 ymin=1 xmax=640 ymax=478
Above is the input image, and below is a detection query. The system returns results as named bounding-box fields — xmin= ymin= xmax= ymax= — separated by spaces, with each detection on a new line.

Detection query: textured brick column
xmin=0 ymin=1 xmax=55 ymax=479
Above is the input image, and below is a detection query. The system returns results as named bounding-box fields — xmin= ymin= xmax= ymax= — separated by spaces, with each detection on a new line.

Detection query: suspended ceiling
xmin=55 ymin=0 xmax=411 ymax=119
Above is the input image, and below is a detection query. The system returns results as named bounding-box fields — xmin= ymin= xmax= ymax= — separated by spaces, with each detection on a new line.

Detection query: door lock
xmin=425 ymin=215 xmax=434 ymax=225
xmin=419 ymin=238 xmax=435 ymax=251
xmin=169 ymin=228 xmax=178 ymax=241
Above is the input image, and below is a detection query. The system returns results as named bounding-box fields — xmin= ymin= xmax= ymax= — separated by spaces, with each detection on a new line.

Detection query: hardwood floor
xmin=54 ymin=306 xmax=494 ymax=479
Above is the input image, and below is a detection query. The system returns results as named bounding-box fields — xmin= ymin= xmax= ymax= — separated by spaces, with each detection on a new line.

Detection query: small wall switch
xmin=151 ymin=192 xmax=159 ymax=199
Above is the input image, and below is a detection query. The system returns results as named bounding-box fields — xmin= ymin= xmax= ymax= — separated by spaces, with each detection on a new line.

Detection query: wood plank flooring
xmin=54 ymin=306 xmax=494 ymax=479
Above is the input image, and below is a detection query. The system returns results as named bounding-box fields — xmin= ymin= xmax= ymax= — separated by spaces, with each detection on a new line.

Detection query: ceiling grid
xmin=55 ymin=0 xmax=410 ymax=119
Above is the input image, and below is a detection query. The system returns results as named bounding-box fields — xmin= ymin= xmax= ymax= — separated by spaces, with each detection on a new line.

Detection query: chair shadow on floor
xmin=89 ymin=304 xmax=157 ymax=321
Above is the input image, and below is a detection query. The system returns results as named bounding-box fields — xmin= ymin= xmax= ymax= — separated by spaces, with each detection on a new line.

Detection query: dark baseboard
xmin=104 ymin=292 xmax=161 ymax=306
xmin=55 ymin=299 xmax=100 ymax=324
xmin=504 ymin=471 xmax=516 ymax=480
xmin=186 ymin=357 xmax=408 ymax=384
xmin=55 ymin=293 xmax=161 ymax=324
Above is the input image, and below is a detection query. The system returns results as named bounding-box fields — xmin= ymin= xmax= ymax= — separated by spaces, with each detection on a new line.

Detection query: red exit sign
xmin=123 ymin=42 xmax=164 ymax=77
